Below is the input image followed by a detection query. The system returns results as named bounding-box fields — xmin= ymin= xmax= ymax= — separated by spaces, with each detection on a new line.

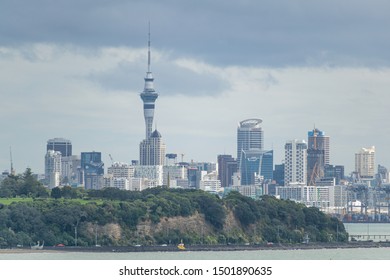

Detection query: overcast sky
xmin=1 ymin=0 xmax=389 ymax=174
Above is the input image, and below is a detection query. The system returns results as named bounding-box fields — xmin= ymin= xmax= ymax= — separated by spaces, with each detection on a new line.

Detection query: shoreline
xmin=1 ymin=241 xmax=389 ymax=254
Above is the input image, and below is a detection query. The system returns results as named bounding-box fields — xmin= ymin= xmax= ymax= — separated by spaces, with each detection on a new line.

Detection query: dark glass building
xmin=324 ymin=164 xmax=345 ymax=185
xmin=237 ymin=119 xmax=264 ymax=169
xmin=47 ymin=138 xmax=72 ymax=157
xmin=240 ymin=149 xmax=273 ymax=185
xmin=217 ymin=155 xmax=238 ymax=188
xmin=80 ymin=152 xmax=104 ymax=189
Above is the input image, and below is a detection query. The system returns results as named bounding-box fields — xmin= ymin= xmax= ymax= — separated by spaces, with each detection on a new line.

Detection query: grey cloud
xmin=1 ymin=0 xmax=390 ymax=67
xmin=87 ymin=55 xmax=228 ymax=96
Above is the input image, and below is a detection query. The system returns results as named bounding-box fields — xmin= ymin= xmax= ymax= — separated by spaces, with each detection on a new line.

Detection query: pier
xmin=349 ymin=234 xmax=390 ymax=242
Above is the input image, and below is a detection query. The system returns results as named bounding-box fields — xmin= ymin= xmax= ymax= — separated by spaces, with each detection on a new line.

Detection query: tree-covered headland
xmin=0 ymin=169 xmax=348 ymax=247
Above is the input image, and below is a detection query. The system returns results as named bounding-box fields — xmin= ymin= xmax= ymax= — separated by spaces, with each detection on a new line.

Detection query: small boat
xmin=177 ymin=240 xmax=185 ymax=250
xmin=31 ymin=241 xmax=44 ymax=250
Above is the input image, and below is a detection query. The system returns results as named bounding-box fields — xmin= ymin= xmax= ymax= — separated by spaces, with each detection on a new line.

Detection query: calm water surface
xmin=1 ymin=223 xmax=390 ymax=260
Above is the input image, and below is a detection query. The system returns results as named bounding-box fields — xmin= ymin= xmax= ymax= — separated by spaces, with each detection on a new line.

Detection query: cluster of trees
xmin=0 ymin=168 xmax=49 ymax=198
xmin=0 ymin=169 xmax=348 ymax=248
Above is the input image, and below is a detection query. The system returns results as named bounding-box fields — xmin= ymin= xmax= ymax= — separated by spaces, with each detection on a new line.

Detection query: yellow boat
xmin=177 ymin=240 xmax=185 ymax=250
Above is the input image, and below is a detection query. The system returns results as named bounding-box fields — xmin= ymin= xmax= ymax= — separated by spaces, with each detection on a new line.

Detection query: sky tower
xmin=140 ymin=24 xmax=158 ymax=139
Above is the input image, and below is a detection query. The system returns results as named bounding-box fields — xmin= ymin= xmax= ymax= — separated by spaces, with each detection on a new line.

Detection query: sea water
xmin=1 ymin=223 xmax=390 ymax=260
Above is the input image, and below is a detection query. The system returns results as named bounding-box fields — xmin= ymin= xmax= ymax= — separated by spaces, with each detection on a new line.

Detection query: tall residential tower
xmin=284 ymin=140 xmax=307 ymax=186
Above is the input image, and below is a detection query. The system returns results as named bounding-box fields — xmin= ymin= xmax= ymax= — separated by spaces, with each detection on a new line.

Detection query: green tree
xmin=51 ymin=187 xmax=62 ymax=199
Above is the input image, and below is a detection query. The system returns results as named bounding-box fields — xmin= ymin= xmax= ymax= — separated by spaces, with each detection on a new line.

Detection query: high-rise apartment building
xmin=355 ymin=146 xmax=375 ymax=178
xmin=284 ymin=140 xmax=307 ymax=186
xmin=307 ymin=128 xmax=330 ymax=185
xmin=139 ymin=130 xmax=166 ymax=166
xmin=237 ymin=119 xmax=264 ymax=169
xmin=47 ymin=138 xmax=72 ymax=157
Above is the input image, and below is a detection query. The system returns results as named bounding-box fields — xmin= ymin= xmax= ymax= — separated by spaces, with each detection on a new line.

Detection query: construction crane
xmin=109 ymin=154 xmax=114 ymax=166
xmin=10 ymin=146 xmax=15 ymax=176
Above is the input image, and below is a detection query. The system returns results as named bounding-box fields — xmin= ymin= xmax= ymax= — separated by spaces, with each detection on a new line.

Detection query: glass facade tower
xmin=236 ymin=119 xmax=264 ymax=169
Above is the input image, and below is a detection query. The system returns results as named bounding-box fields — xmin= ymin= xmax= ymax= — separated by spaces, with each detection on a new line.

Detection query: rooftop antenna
xmin=147 ymin=21 xmax=151 ymax=73
xmin=10 ymin=146 xmax=15 ymax=176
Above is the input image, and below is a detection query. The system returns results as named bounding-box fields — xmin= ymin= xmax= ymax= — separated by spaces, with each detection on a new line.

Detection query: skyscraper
xmin=307 ymin=128 xmax=330 ymax=185
xmin=47 ymin=138 xmax=72 ymax=157
xmin=45 ymin=150 xmax=61 ymax=188
xmin=240 ymin=149 xmax=273 ymax=186
xmin=80 ymin=152 xmax=104 ymax=189
xmin=140 ymin=26 xmax=158 ymax=140
xmin=139 ymin=129 xmax=166 ymax=166
xmin=355 ymin=146 xmax=375 ymax=178
xmin=284 ymin=140 xmax=307 ymax=186
xmin=217 ymin=155 xmax=237 ymax=188
xmin=237 ymin=119 xmax=264 ymax=169
xmin=308 ymin=128 xmax=330 ymax=164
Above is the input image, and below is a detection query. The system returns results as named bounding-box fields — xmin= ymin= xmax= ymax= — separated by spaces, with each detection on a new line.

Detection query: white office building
xmin=163 ymin=165 xmax=187 ymax=186
xmin=108 ymin=162 xmax=135 ymax=179
xmin=61 ymin=155 xmax=81 ymax=186
xmin=199 ymin=171 xmax=223 ymax=194
xmin=45 ymin=150 xmax=62 ymax=188
xmin=133 ymin=165 xmax=163 ymax=187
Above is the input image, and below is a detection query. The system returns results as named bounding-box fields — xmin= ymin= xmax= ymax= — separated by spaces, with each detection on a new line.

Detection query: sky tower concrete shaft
xmin=140 ymin=25 xmax=158 ymax=139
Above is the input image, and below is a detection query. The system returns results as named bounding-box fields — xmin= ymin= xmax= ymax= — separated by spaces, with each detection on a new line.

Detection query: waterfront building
xmin=237 ymin=119 xmax=264 ymax=168
xmin=276 ymin=183 xmax=348 ymax=212
xmin=355 ymin=146 xmax=376 ymax=178
xmin=47 ymin=138 xmax=72 ymax=157
xmin=284 ymin=140 xmax=307 ymax=185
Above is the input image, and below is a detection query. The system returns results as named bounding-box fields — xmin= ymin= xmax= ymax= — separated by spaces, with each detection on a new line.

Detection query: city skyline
xmin=1 ymin=1 xmax=390 ymax=174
